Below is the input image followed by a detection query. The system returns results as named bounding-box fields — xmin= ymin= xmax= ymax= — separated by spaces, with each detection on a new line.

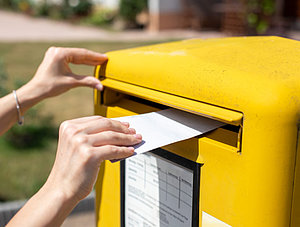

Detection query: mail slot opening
xmin=97 ymin=87 xmax=243 ymax=153
xmin=202 ymin=124 xmax=242 ymax=152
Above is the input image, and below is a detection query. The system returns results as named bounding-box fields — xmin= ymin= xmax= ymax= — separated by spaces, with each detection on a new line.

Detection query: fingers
xmin=90 ymin=131 xmax=142 ymax=146
xmin=60 ymin=117 xmax=141 ymax=164
xmin=33 ymin=47 xmax=107 ymax=98
xmin=63 ymin=48 xmax=108 ymax=65
xmin=60 ymin=115 xmax=104 ymax=126
xmin=93 ymin=145 xmax=135 ymax=161
xmin=70 ymin=74 xmax=103 ymax=91
xmin=47 ymin=47 xmax=107 ymax=92
xmin=61 ymin=117 xmax=135 ymax=136
xmin=78 ymin=117 xmax=135 ymax=135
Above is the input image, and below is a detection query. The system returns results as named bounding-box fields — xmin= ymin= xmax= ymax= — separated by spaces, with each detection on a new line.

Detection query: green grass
xmin=0 ymin=41 xmax=163 ymax=201
xmin=0 ymin=137 xmax=58 ymax=201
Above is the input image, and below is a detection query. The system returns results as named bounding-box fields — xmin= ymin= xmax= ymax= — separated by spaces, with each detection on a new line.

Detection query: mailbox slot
xmin=95 ymin=82 xmax=243 ymax=153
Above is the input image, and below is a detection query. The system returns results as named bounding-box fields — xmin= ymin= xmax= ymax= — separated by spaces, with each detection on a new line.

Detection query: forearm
xmin=6 ymin=116 xmax=140 ymax=226
xmin=0 ymin=47 xmax=106 ymax=136
xmin=0 ymin=82 xmax=45 ymax=135
xmin=6 ymin=182 xmax=78 ymax=227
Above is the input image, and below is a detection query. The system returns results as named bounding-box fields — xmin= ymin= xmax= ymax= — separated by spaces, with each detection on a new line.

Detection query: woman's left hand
xmin=26 ymin=47 xmax=107 ymax=99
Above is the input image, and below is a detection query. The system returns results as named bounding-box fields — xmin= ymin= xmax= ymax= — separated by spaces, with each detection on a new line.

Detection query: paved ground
xmin=0 ymin=10 xmax=226 ymax=42
xmin=1 ymin=10 xmax=300 ymax=42
xmin=62 ymin=211 xmax=95 ymax=227
xmin=0 ymin=192 xmax=96 ymax=227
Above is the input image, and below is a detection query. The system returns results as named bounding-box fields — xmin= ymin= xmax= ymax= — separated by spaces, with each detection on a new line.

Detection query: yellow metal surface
xmin=95 ymin=37 xmax=300 ymax=227
xmin=99 ymin=78 xmax=243 ymax=126
xmin=291 ymin=129 xmax=300 ymax=227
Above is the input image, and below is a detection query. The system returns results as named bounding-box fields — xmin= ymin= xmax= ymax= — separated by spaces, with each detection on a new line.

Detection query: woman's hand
xmin=26 ymin=47 xmax=107 ymax=99
xmin=7 ymin=116 xmax=142 ymax=227
xmin=45 ymin=116 xmax=142 ymax=202
xmin=0 ymin=47 xmax=107 ymax=135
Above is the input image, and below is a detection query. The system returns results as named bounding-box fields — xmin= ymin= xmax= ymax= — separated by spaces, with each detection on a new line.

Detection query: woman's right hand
xmin=44 ymin=116 xmax=142 ymax=203
xmin=6 ymin=116 xmax=142 ymax=227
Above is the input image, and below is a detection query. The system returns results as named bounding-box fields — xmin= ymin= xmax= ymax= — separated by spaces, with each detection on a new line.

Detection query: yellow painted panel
xmin=291 ymin=129 xmax=300 ymax=227
xmin=100 ymin=78 xmax=243 ymax=126
xmin=95 ymin=161 xmax=121 ymax=227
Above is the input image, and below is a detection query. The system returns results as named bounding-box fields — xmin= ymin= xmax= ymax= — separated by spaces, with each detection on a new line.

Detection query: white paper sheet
xmin=125 ymin=152 xmax=195 ymax=226
xmin=112 ymin=109 xmax=224 ymax=160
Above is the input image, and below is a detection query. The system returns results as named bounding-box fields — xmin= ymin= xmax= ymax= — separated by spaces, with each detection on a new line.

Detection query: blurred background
xmin=1 ymin=0 xmax=300 ymax=36
xmin=0 ymin=0 xmax=299 ymax=225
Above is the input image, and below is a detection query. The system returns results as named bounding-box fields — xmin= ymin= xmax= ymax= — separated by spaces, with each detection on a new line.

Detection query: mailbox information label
xmin=124 ymin=151 xmax=194 ymax=227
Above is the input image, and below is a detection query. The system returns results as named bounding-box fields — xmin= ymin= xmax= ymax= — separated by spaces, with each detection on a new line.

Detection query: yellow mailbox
xmin=94 ymin=36 xmax=300 ymax=227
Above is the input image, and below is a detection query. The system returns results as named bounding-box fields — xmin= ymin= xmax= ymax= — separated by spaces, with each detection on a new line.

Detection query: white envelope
xmin=112 ymin=108 xmax=225 ymax=161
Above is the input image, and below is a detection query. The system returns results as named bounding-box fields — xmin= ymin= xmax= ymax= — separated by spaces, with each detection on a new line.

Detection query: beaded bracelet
xmin=12 ymin=90 xmax=24 ymax=125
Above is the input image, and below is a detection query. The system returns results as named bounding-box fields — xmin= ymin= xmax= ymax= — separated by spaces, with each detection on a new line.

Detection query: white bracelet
xmin=12 ymin=90 xmax=24 ymax=125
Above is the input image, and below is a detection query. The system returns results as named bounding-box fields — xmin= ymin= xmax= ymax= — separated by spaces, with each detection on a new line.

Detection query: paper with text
xmin=125 ymin=152 xmax=195 ymax=226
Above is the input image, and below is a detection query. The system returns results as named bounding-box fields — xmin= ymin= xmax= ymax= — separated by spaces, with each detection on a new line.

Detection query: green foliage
xmin=2 ymin=78 xmax=58 ymax=149
xmin=0 ymin=58 xmax=9 ymax=97
xmin=5 ymin=107 xmax=58 ymax=149
xmin=71 ymin=0 xmax=92 ymax=17
xmin=11 ymin=0 xmax=33 ymax=13
xmin=0 ymin=0 xmax=12 ymax=8
xmin=83 ymin=8 xmax=116 ymax=26
xmin=119 ymin=0 xmax=147 ymax=23
xmin=33 ymin=0 xmax=51 ymax=17
xmin=0 ymin=0 xmax=34 ymax=14
xmin=3 ymin=0 xmax=93 ymax=19
xmin=247 ymin=0 xmax=275 ymax=34
xmin=50 ymin=0 xmax=93 ymax=19
xmin=0 ymin=136 xmax=57 ymax=201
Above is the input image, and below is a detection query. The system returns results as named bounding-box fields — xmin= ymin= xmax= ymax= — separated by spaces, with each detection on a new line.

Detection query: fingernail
xmin=134 ymin=134 xmax=142 ymax=140
xmin=121 ymin=122 xmax=130 ymax=127
xmin=128 ymin=147 xmax=135 ymax=152
xmin=95 ymin=83 xmax=103 ymax=91
xmin=128 ymin=128 xmax=136 ymax=134
xmin=102 ymin=54 xmax=108 ymax=58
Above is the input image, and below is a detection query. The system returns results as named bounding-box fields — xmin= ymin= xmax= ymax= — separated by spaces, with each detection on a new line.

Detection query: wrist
xmin=43 ymin=174 xmax=82 ymax=206
xmin=16 ymin=81 xmax=47 ymax=113
xmin=7 ymin=180 xmax=79 ymax=227
xmin=39 ymin=181 xmax=79 ymax=219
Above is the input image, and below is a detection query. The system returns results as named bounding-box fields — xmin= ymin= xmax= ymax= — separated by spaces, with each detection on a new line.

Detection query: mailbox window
xmin=121 ymin=148 xmax=201 ymax=227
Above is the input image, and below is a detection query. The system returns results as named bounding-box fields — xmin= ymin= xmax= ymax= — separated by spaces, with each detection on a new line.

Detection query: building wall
xmin=148 ymin=0 xmax=185 ymax=30
xmin=149 ymin=0 xmax=182 ymax=13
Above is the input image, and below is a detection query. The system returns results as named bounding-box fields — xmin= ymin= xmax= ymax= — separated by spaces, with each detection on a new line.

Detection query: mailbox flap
xmin=99 ymin=78 xmax=243 ymax=126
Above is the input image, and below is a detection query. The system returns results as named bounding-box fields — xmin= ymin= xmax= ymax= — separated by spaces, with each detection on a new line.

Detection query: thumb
xmin=71 ymin=74 xmax=103 ymax=91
